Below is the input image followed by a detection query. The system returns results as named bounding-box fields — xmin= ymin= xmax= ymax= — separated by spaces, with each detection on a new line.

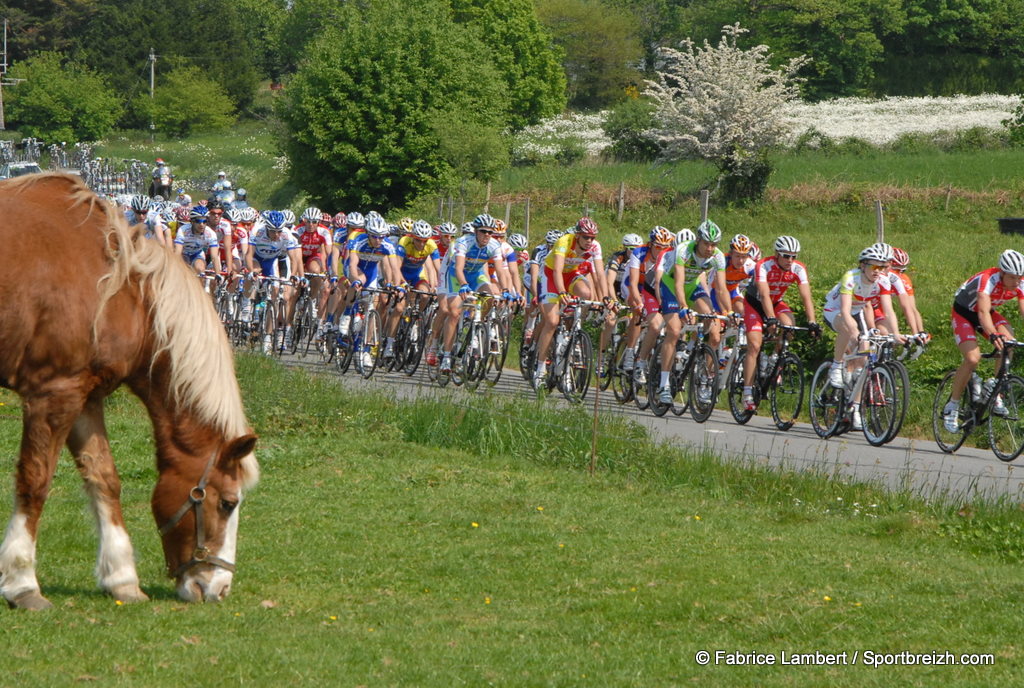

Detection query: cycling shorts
xmin=743 ymin=297 xmax=792 ymax=333
xmin=952 ymin=306 xmax=1009 ymax=346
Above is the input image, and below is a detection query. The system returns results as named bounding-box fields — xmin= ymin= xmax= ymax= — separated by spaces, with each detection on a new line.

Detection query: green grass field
xmin=1 ymin=356 xmax=1023 ymax=685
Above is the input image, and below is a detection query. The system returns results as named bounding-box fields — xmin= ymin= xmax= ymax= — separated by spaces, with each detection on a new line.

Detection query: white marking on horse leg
xmin=0 ymin=512 xmax=42 ymax=602
xmin=92 ymin=499 xmax=141 ymax=592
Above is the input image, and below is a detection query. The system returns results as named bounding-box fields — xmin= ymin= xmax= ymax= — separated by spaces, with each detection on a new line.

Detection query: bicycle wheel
xmin=403 ymin=314 xmax=426 ymax=376
xmin=450 ymin=317 xmax=474 ymax=387
xmin=770 ymin=352 xmax=804 ymax=431
xmin=484 ymin=316 xmax=510 ymax=385
xmin=632 ymin=353 xmax=651 ymax=411
xmin=932 ymin=370 xmax=973 ymax=454
xmin=359 ymin=310 xmax=383 ymax=379
xmin=610 ymin=336 xmax=634 ymax=404
xmin=561 ymin=330 xmax=593 ymax=404
xmin=809 ymin=361 xmax=844 ymax=438
xmin=884 ymin=360 xmax=910 ymax=442
xmin=293 ymin=305 xmax=314 ymax=357
xmin=669 ymin=343 xmax=693 ymax=417
xmin=647 ymin=352 xmax=672 ymax=417
xmin=988 ymin=374 xmax=1024 ymax=462
xmin=335 ymin=333 xmax=354 ymax=375
xmin=861 ymin=364 xmax=897 ymax=447
xmin=726 ymin=347 xmax=755 ymax=424
xmin=461 ymin=323 xmax=487 ymax=391
xmin=688 ymin=343 xmax=719 ymax=423
xmin=518 ymin=324 xmax=534 ymax=382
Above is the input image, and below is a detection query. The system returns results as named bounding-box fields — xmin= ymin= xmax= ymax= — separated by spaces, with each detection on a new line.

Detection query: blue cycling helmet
xmin=264 ymin=210 xmax=287 ymax=230
xmin=189 ymin=206 xmax=208 ymax=222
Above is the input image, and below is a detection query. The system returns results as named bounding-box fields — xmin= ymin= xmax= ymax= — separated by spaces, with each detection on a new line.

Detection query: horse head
xmin=152 ymin=433 xmax=258 ymax=602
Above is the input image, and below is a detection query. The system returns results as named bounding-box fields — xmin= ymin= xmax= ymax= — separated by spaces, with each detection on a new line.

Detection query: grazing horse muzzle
xmin=158 ymin=451 xmax=237 ymax=602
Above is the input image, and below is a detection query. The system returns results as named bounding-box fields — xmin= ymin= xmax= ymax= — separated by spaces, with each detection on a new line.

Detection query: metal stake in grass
xmin=700 ymin=189 xmax=709 ymax=223
xmin=875 ymin=199 xmax=885 ymax=243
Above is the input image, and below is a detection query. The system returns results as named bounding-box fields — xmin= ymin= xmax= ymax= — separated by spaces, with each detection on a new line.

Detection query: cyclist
xmin=720 ymin=234 xmax=758 ymax=316
xmin=533 ymin=217 xmax=607 ymax=386
xmin=174 ymin=206 xmax=222 ymax=276
xmin=247 ymin=211 xmax=304 ymax=353
xmin=873 ymin=246 xmax=926 ymax=338
xmin=652 ymin=220 xmax=729 ymax=404
xmin=624 ymin=226 xmax=676 ymax=381
xmin=297 ymin=210 xmax=331 ymax=325
xmin=941 ymin=249 xmax=1024 ymax=432
xmin=821 ymin=243 xmax=903 ymax=428
xmin=741 ymin=235 xmax=821 ymax=411
xmin=339 ymin=215 xmax=399 ymax=365
xmin=387 ymin=219 xmax=440 ymax=358
xmin=439 ymin=214 xmax=512 ymax=374
xmin=489 ymin=220 xmax=524 ymax=299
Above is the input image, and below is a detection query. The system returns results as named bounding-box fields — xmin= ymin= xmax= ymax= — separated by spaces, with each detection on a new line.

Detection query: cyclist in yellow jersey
xmin=385 ymin=220 xmax=439 ymax=357
xmin=532 ymin=217 xmax=608 ymax=386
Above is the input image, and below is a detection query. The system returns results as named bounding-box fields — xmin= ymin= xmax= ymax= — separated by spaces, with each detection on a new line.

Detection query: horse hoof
xmin=109 ymin=584 xmax=149 ymax=603
xmin=7 ymin=590 xmax=53 ymax=610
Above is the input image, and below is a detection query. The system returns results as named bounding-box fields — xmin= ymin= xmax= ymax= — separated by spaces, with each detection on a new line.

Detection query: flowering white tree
xmin=645 ymin=24 xmax=808 ymax=200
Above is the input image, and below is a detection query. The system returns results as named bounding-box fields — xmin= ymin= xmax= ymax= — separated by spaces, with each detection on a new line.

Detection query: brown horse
xmin=0 ymin=173 xmax=259 ymax=609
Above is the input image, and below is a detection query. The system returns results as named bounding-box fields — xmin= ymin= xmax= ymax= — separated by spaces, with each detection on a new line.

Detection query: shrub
xmin=554 ymin=139 xmax=586 ymax=166
xmin=602 ymin=97 xmax=659 ymax=161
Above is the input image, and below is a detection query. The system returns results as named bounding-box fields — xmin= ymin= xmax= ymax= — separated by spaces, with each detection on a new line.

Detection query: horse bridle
xmin=158 ymin=450 xmax=236 ymax=579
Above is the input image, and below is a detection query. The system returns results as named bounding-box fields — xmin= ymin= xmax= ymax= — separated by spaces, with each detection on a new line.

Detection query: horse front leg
xmin=0 ymin=393 xmax=83 ymax=610
xmin=66 ymin=398 xmax=148 ymax=604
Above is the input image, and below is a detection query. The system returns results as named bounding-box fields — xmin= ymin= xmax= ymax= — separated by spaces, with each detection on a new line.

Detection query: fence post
xmin=484 ymin=180 xmax=491 ymax=213
xmin=616 ymin=181 xmax=625 ymax=222
xmin=700 ymin=189 xmax=710 ymax=223
xmin=524 ymin=197 xmax=531 ymax=243
xmin=875 ymin=200 xmax=884 ymax=243
xmin=437 ymin=196 xmax=444 ymax=221
xmin=504 ymin=201 xmax=511 ymax=226
xmin=447 ymin=194 xmax=454 ymax=223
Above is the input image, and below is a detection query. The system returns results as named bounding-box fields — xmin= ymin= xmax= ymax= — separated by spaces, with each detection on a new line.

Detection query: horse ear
xmin=218 ymin=434 xmax=257 ymax=472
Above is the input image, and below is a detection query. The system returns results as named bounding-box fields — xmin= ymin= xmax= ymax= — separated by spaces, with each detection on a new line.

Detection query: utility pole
xmin=149 ymin=47 xmax=156 ymax=141
xmin=0 ymin=19 xmax=25 ymax=131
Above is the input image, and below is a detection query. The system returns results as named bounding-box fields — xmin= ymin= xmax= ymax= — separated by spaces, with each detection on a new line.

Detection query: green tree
xmin=276 ymin=0 xmax=346 ymax=75
xmin=448 ymin=0 xmax=565 ymax=129
xmin=278 ymin=0 xmax=507 ymax=211
xmin=536 ymin=0 xmax=644 ymax=109
xmin=6 ymin=51 xmax=122 ymax=142
xmin=139 ymin=66 xmax=236 ymax=137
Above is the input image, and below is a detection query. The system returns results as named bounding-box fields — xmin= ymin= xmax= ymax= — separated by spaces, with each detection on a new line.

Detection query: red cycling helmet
xmin=891 ymin=247 xmax=910 ymax=270
xmin=575 ymin=217 xmax=598 ymax=237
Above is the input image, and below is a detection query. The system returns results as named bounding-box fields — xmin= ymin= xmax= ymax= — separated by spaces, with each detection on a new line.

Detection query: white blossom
xmin=644 ymin=24 xmax=808 ymax=174
xmin=783 ymin=94 xmax=1018 ymax=145
xmin=512 ymin=111 xmax=611 ymax=157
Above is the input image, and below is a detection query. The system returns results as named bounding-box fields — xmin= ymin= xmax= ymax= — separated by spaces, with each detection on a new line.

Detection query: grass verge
xmin=0 ymin=356 xmax=1023 ymax=685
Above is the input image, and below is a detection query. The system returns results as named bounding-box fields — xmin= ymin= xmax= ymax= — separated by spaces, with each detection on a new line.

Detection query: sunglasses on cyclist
xmin=778 ymin=252 xmax=798 ymax=259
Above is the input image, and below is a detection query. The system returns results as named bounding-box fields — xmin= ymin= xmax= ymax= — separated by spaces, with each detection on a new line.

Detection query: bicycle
xmin=646 ymin=313 xmax=726 ymax=419
xmin=339 ymin=286 xmax=391 ymax=379
xmin=725 ymin=323 xmax=809 ymax=431
xmin=932 ymin=339 xmax=1024 ymax=461
xmin=810 ymin=333 xmax=899 ymax=446
xmin=291 ymin=273 xmax=324 ymax=358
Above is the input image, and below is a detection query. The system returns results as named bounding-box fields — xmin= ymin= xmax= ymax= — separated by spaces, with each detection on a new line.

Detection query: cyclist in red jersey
xmin=941 ymin=249 xmax=1024 ymax=432
xmin=873 ymin=246 xmax=926 ymax=337
xmin=741 ymin=235 xmax=821 ymax=410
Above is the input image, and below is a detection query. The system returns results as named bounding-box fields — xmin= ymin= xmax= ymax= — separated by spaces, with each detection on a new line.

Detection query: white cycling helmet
xmin=999 ymin=249 xmax=1024 ymax=276
xmin=774 ymin=235 xmax=801 ymax=254
xmin=412 ymin=219 xmax=433 ymax=239
xmin=676 ymin=228 xmax=696 ymax=246
xmin=366 ymin=215 xmax=390 ymax=237
xmin=508 ymin=233 xmax=528 ymax=250
xmin=859 ymin=242 xmax=893 ymax=264
xmin=621 ymin=233 xmax=644 ymax=249
xmin=437 ymin=222 xmax=457 ymax=236
xmin=461 ymin=222 xmax=476 ymax=235
xmin=545 ymin=229 xmax=564 ymax=244
xmin=347 ymin=211 xmax=366 ymax=229
xmin=302 ymin=206 xmax=321 ymax=223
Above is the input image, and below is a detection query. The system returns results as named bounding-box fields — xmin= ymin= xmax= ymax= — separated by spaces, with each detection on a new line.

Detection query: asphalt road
xmin=280 ymin=348 xmax=1024 ymax=502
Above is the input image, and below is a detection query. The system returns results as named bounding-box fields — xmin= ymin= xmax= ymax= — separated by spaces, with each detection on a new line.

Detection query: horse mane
xmin=8 ymin=173 xmax=259 ymax=488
